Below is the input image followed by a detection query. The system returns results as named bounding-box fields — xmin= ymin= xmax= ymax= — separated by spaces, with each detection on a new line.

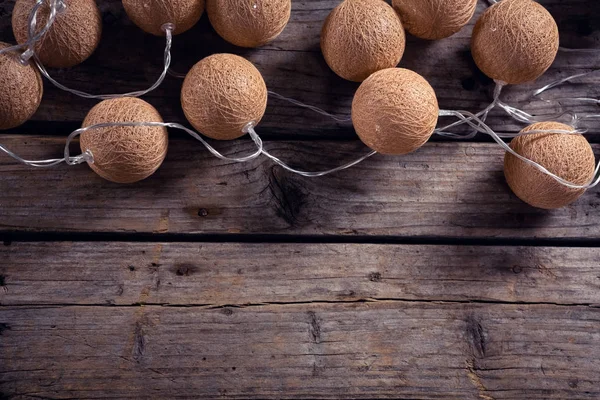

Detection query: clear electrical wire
xmin=10 ymin=0 xmax=174 ymax=99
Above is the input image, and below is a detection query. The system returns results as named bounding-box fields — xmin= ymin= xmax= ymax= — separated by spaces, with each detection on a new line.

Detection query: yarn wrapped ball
xmin=352 ymin=68 xmax=439 ymax=155
xmin=0 ymin=43 xmax=44 ymax=130
xmin=471 ymin=0 xmax=559 ymax=85
xmin=123 ymin=0 xmax=205 ymax=36
xmin=181 ymin=54 xmax=268 ymax=140
xmin=12 ymin=0 xmax=102 ymax=68
xmin=392 ymin=0 xmax=477 ymax=40
xmin=81 ymin=97 xmax=169 ymax=184
xmin=321 ymin=0 xmax=405 ymax=82
xmin=504 ymin=122 xmax=595 ymax=209
xmin=207 ymin=0 xmax=291 ymax=48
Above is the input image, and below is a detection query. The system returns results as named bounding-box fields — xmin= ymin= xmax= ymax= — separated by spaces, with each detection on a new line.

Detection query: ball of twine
xmin=352 ymin=68 xmax=439 ymax=155
xmin=321 ymin=0 xmax=405 ymax=82
xmin=471 ymin=0 xmax=559 ymax=85
xmin=123 ymin=0 xmax=205 ymax=36
xmin=504 ymin=122 xmax=595 ymax=209
xmin=0 ymin=42 xmax=44 ymax=130
xmin=12 ymin=0 xmax=102 ymax=68
xmin=181 ymin=53 xmax=268 ymax=141
xmin=81 ymin=97 xmax=169 ymax=184
xmin=392 ymin=0 xmax=477 ymax=40
xmin=207 ymin=0 xmax=291 ymax=48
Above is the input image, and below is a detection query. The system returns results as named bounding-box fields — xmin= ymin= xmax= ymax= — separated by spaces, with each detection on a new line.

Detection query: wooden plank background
xmin=1 ymin=0 xmax=600 ymax=398
xmin=2 ymin=137 xmax=600 ymax=240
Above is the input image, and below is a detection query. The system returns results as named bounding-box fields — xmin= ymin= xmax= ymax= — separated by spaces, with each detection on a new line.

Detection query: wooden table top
xmin=1 ymin=0 xmax=599 ymax=398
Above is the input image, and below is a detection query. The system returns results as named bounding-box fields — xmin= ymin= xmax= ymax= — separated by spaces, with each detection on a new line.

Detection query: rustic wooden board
xmin=1 ymin=303 xmax=599 ymax=399
xmin=1 ymin=1 xmax=599 ymax=398
xmin=0 ymin=0 xmax=598 ymax=137
xmin=2 ymin=242 xmax=600 ymax=306
xmin=1 ymin=136 xmax=599 ymax=239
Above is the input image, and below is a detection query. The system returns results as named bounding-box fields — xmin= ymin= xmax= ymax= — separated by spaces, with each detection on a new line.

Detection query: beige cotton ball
xmin=12 ymin=0 xmax=102 ymax=68
xmin=321 ymin=0 xmax=406 ymax=82
xmin=207 ymin=0 xmax=291 ymax=47
xmin=181 ymin=53 xmax=268 ymax=140
xmin=123 ymin=0 xmax=205 ymax=36
xmin=0 ymin=42 xmax=44 ymax=130
xmin=81 ymin=97 xmax=169 ymax=184
xmin=471 ymin=0 xmax=559 ymax=84
xmin=504 ymin=122 xmax=595 ymax=209
xmin=392 ymin=0 xmax=477 ymax=40
xmin=352 ymin=68 xmax=439 ymax=155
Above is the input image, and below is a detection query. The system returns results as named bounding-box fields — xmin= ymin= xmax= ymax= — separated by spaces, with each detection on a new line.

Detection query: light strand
xmin=33 ymin=24 xmax=174 ymax=99
xmin=15 ymin=0 xmax=174 ymax=99
xmin=267 ymin=91 xmax=352 ymax=123
xmin=437 ymin=109 xmax=600 ymax=190
xmin=1 ymin=103 xmax=598 ymax=189
xmin=1 ymin=121 xmax=264 ymax=169
xmin=244 ymin=91 xmax=374 ymax=177
xmin=0 ymin=0 xmax=63 ymax=59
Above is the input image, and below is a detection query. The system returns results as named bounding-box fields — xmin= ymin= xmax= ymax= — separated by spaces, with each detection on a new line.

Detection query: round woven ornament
xmin=471 ymin=0 xmax=559 ymax=85
xmin=504 ymin=122 xmax=595 ymax=209
xmin=321 ymin=0 xmax=405 ymax=82
xmin=392 ymin=0 xmax=477 ymax=40
xmin=123 ymin=0 xmax=205 ymax=36
xmin=181 ymin=53 xmax=268 ymax=140
xmin=352 ymin=68 xmax=439 ymax=155
xmin=81 ymin=97 xmax=169 ymax=184
xmin=12 ymin=0 xmax=102 ymax=68
xmin=207 ymin=0 xmax=291 ymax=48
xmin=0 ymin=42 xmax=44 ymax=130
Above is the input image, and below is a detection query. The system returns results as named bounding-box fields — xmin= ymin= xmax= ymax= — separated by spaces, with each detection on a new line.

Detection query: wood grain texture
xmin=1 ymin=242 xmax=600 ymax=306
xmin=0 ymin=303 xmax=599 ymax=399
xmin=0 ymin=0 xmax=598 ymax=137
xmin=1 ymin=136 xmax=599 ymax=239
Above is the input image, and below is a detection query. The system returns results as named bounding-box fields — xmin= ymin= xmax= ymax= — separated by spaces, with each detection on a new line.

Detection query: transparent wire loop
xmin=65 ymin=121 xmax=265 ymax=164
xmin=245 ymin=92 xmax=374 ymax=177
xmin=33 ymin=24 xmax=175 ymax=99
xmin=267 ymin=91 xmax=352 ymax=123
xmin=436 ymin=109 xmax=600 ymax=190
xmin=0 ymin=0 xmax=64 ymax=59
xmin=1 ymin=121 xmax=264 ymax=168
xmin=12 ymin=0 xmax=174 ymax=99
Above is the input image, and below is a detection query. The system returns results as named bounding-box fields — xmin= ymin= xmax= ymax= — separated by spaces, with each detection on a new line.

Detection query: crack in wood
xmin=132 ymin=321 xmax=146 ymax=361
xmin=267 ymin=167 xmax=306 ymax=227
xmin=307 ymin=311 xmax=322 ymax=344
xmin=3 ymin=297 xmax=597 ymax=309
xmin=466 ymin=314 xmax=486 ymax=358
xmin=465 ymin=359 xmax=495 ymax=400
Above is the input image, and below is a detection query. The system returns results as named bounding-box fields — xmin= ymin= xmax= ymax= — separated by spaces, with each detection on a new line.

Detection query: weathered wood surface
xmin=1 ymin=136 xmax=599 ymax=239
xmin=1 ymin=303 xmax=599 ymax=399
xmin=0 ymin=0 xmax=598 ymax=137
xmin=2 ymin=242 xmax=600 ymax=306
xmin=2 ymin=242 xmax=599 ymax=399
xmin=1 ymin=1 xmax=599 ymax=398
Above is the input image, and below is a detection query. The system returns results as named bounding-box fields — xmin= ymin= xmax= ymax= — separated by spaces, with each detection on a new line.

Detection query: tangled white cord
xmin=9 ymin=0 xmax=174 ymax=99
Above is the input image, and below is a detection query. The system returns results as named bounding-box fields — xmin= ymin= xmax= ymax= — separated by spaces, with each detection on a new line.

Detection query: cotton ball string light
xmin=181 ymin=53 xmax=268 ymax=140
xmin=471 ymin=0 xmax=559 ymax=85
xmin=80 ymin=97 xmax=168 ymax=183
xmin=12 ymin=0 xmax=102 ymax=68
xmin=352 ymin=68 xmax=439 ymax=155
xmin=392 ymin=0 xmax=477 ymax=40
xmin=321 ymin=0 xmax=405 ymax=82
xmin=504 ymin=122 xmax=595 ymax=209
xmin=123 ymin=0 xmax=205 ymax=36
xmin=207 ymin=0 xmax=291 ymax=48
xmin=0 ymin=43 xmax=43 ymax=130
